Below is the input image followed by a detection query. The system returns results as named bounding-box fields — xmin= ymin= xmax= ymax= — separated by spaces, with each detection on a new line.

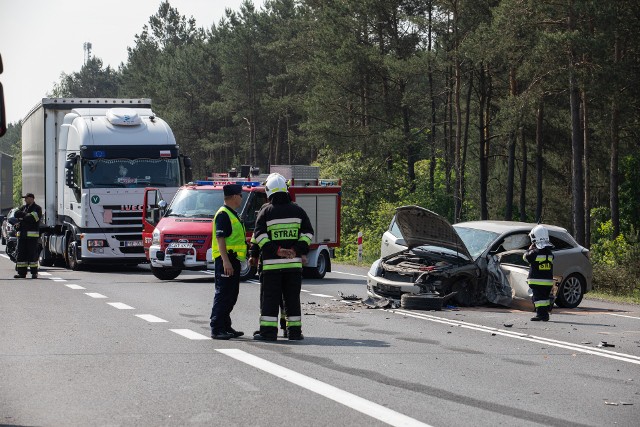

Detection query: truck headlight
xmin=152 ymin=228 xmax=160 ymax=245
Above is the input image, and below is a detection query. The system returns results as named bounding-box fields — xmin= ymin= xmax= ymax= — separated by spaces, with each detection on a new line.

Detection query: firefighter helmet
xmin=529 ymin=225 xmax=552 ymax=249
xmin=264 ymin=173 xmax=288 ymax=199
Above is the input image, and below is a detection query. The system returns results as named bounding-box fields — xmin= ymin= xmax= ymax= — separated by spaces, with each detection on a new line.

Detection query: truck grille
xmin=164 ymin=234 xmax=208 ymax=249
xmin=113 ymin=234 xmax=145 ymax=254
xmin=103 ymin=205 xmax=143 ymax=226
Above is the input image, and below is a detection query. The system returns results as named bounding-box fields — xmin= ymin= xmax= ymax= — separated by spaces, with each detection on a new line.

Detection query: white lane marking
xmin=136 ymin=314 xmax=168 ymax=323
xmin=107 ymin=302 xmax=134 ymax=310
xmin=52 ymin=279 xmax=67 ymax=282
xmin=0 ymin=254 xmax=8 ymax=259
xmin=218 ymin=349 xmax=432 ymax=427
xmin=65 ymin=284 xmax=85 ymax=290
xmin=331 ymin=270 xmax=367 ymax=278
xmin=310 ymin=293 xmax=333 ymax=298
xmin=170 ymin=329 xmax=211 ymax=340
xmin=608 ymin=313 xmax=640 ymax=320
xmin=301 ymin=289 xmax=311 ymax=293
xmin=38 ymin=271 xmax=51 ymax=276
xmin=85 ymin=292 xmax=108 ymax=298
xmin=391 ymin=309 xmax=640 ymax=365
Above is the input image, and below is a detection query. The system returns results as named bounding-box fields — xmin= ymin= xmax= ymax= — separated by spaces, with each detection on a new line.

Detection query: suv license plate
xmin=124 ymin=241 xmax=144 ymax=247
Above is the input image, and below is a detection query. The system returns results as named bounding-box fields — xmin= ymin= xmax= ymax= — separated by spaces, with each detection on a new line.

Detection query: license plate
xmin=124 ymin=240 xmax=144 ymax=247
xmin=168 ymin=242 xmax=193 ymax=249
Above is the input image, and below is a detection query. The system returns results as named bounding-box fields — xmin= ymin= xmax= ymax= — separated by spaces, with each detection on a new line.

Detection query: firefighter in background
xmin=209 ymin=184 xmax=247 ymax=340
xmin=252 ymin=173 xmax=314 ymax=341
xmin=523 ymin=225 xmax=555 ymax=321
xmin=13 ymin=193 xmax=43 ymax=279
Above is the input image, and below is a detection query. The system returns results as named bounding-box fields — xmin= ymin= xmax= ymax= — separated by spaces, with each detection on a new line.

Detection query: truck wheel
xmin=66 ymin=240 xmax=81 ymax=271
xmin=151 ymin=265 xmax=181 ymax=280
xmin=39 ymin=244 xmax=55 ymax=267
xmin=304 ymin=250 xmax=330 ymax=279
xmin=239 ymin=260 xmax=256 ymax=281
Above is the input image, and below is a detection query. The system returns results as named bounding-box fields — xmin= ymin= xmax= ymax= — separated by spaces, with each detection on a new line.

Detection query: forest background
xmin=1 ymin=0 xmax=639 ymax=299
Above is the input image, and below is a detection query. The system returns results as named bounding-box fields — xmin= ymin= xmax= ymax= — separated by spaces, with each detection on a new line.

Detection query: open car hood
xmin=394 ymin=206 xmax=472 ymax=259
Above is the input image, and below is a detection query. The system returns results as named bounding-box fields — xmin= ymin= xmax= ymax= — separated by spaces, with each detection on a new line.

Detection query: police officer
xmin=209 ymin=184 xmax=247 ymax=339
xmin=523 ymin=225 xmax=555 ymax=322
xmin=252 ymin=173 xmax=314 ymax=341
xmin=14 ymin=193 xmax=42 ymax=279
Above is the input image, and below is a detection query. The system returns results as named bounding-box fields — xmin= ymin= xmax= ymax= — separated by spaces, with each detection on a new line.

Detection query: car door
xmin=380 ymin=216 xmax=407 ymax=258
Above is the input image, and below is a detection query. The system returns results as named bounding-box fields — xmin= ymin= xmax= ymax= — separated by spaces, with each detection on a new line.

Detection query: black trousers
xmin=15 ymin=237 xmax=39 ymax=276
xmin=259 ymin=269 xmax=302 ymax=337
xmin=209 ymin=256 xmax=241 ymax=333
xmin=258 ymin=272 xmax=287 ymax=329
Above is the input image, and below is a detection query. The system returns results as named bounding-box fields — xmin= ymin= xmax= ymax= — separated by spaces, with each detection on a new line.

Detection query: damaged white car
xmin=366 ymin=206 xmax=593 ymax=310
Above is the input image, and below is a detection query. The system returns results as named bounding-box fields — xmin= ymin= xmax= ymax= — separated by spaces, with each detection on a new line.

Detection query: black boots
xmin=531 ymin=306 xmax=550 ymax=322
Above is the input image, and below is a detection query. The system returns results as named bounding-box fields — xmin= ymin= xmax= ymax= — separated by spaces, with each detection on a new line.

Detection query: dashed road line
xmin=218 ymin=349 xmax=432 ymax=427
xmin=107 ymin=302 xmax=134 ymax=310
xmin=331 ymin=270 xmax=367 ymax=278
xmin=301 ymin=289 xmax=311 ymax=293
xmin=170 ymin=329 xmax=210 ymax=340
xmin=65 ymin=284 xmax=85 ymax=289
xmin=309 ymin=293 xmax=333 ymax=298
xmin=135 ymin=314 xmax=168 ymax=323
xmin=85 ymin=292 xmax=108 ymax=298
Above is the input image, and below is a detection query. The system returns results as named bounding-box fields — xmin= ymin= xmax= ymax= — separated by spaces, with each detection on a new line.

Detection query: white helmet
xmin=529 ymin=225 xmax=552 ymax=249
xmin=264 ymin=173 xmax=288 ymax=199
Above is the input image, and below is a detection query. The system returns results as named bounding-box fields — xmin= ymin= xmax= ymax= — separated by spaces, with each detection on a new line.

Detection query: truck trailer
xmin=0 ymin=151 xmax=13 ymax=215
xmin=142 ymin=165 xmax=341 ymax=281
xmin=21 ymin=98 xmax=191 ymax=270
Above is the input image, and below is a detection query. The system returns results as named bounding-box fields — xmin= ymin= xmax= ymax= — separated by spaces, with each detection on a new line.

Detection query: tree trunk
xmin=535 ymin=101 xmax=544 ymax=222
xmin=519 ymin=128 xmax=527 ymax=222
xmin=428 ymin=1 xmax=436 ymax=195
xmin=569 ymin=0 xmax=585 ymax=245
xmin=582 ymin=89 xmax=591 ymax=247
xmin=505 ymin=67 xmax=517 ymax=221
xmin=610 ymin=33 xmax=621 ymax=238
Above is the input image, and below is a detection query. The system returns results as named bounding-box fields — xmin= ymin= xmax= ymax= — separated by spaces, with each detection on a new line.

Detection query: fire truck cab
xmin=142 ymin=166 xmax=341 ymax=281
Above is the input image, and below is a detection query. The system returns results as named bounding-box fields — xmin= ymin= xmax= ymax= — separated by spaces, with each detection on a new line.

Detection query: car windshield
xmin=453 ymin=226 xmax=500 ymax=260
xmin=164 ymin=189 xmax=249 ymax=219
xmin=83 ymin=158 xmax=181 ymax=188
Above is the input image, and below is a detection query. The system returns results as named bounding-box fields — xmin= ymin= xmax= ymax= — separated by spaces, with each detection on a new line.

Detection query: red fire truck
xmin=142 ymin=166 xmax=341 ymax=281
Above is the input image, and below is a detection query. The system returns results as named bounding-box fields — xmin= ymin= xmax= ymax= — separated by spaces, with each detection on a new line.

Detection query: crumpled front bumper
xmin=148 ymin=244 xmax=212 ymax=270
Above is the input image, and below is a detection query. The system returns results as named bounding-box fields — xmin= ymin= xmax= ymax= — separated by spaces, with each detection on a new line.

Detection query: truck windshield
xmin=83 ymin=158 xmax=181 ymax=188
xmin=164 ymin=189 xmax=228 ymax=218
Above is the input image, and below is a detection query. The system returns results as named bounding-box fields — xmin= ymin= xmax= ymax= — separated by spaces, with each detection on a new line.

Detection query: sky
xmin=0 ymin=0 xmax=264 ymax=124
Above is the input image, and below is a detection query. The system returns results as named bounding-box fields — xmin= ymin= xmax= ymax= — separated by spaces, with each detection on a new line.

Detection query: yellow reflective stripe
xmin=30 ymin=212 xmax=39 ymax=221
xmin=287 ymin=320 xmax=302 ymax=327
xmin=263 ymin=258 xmax=302 ymax=265
xmin=26 ymin=231 xmax=40 ymax=237
xmin=528 ymin=279 xmax=554 ymax=286
xmin=260 ymin=321 xmax=278 ymax=327
xmin=299 ymin=235 xmax=312 ymax=244
xmin=17 ymin=263 xmax=28 ymax=267
xmin=263 ymin=262 xmax=303 ymax=270
xmin=535 ymin=255 xmax=553 ymax=262
xmin=534 ymin=300 xmax=551 ymax=307
xmin=266 ymin=217 xmax=302 ymax=226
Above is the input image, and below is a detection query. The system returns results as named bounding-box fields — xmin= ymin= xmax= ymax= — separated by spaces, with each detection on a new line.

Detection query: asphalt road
xmin=1 ymin=252 xmax=639 ymax=427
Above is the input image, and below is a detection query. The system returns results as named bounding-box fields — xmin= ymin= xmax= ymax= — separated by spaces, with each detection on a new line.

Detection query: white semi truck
xmin=21 ymin=98 xmax=191 ymax=270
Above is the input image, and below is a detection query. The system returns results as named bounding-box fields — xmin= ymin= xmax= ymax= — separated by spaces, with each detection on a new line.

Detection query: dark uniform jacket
xmin=16 ymin=203 xmax=42 ymax=239
xmin=523 ymin=246 xmax=554 ymax=286
xmin=251 ymin=200 xmax=314 ymax=272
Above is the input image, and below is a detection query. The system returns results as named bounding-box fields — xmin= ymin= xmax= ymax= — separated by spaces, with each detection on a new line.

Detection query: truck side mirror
xmin=183 ymin=156 xmax=192 ymax=183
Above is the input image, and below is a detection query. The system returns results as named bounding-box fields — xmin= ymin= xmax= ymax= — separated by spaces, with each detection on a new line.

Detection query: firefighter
xmin=209 ymin=184 xmax=247 ymax=340
xmin=523 ymin=225 xmax=554 ymax=321
xmin=13 ymin=193 xmax=42 ymax=279
xmin=252 ymin=173 xmax=314 ymax=341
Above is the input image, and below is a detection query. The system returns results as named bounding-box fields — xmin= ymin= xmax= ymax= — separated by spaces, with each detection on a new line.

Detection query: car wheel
xmin=150 ymin=265 xmax=181 ymax=280
xmin=556 ymin=274 xmax=585 ymax=308
xmin=400 ymin=293 xmax=443 ymax=311
xmin=304 ymin=250 xmax=330 ymax=279
xmin=6 ymin=240 xmax=17 ymax=262
xmin=239 ymin=260 xmax=257 ymax=281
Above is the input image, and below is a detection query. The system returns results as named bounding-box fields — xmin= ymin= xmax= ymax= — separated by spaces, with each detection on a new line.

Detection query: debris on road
xmin=338 ymin=291 xmax=361 ymax=301
xmin=598 ymin=341 xmax=615 ymax=348
xmin=503 ymin=323 xmax=514 ymax=328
